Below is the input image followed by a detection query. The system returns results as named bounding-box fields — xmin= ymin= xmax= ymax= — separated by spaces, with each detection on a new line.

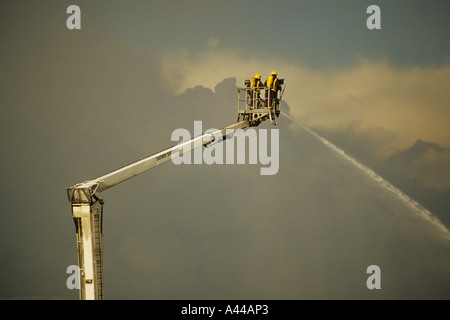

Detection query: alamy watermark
xmin=66 ymin=5 xmax=380 ymax=31
xmin=66 ymin=265 xmax=80 ymax=290
xmin=67 ymin=263 xmax=382 ymax=291
xmin=66 ymin=5 xmax=81 ymax=30
xmin=366 ymin=5 xmax=381 ymax=30
xmin=366 ymin=265 xmax=381 ymax=290
xmin=170 ymin=121 xmax=279 ymax=176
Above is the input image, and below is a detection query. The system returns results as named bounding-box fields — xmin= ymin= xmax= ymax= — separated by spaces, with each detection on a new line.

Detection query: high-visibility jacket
xmin=250 ymin=77 xmax=262 ymax=91
xmin=265 ymin=75 xmax=279 ymax=92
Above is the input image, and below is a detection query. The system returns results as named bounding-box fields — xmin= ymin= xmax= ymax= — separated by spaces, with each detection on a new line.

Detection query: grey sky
xmin=1 ymin=1 xmax=449 ymax=299
xmin=83 ymin=0 xmax=450 ymax=67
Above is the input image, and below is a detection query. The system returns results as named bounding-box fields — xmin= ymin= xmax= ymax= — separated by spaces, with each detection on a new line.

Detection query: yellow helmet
xmin=271 ymin=71 xmax=277 ymax=76
xmin=255 ymin=73 xmax=261 ymax=80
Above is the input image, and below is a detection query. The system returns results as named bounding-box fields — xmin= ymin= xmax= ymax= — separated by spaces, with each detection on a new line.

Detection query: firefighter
xmin=264 ymin=71 xmax=281 ymax=110
xmin=247 ymin=73 xmax=263 ymax=109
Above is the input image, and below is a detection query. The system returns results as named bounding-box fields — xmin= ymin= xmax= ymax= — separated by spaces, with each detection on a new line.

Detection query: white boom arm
xmin=67 ymin=120 xmax=249 ymax=300
xmin=68 ymin=121 xmax=249 ymax=195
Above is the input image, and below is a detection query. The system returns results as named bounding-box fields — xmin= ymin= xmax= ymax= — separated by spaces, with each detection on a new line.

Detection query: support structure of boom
xmin=67 ymin=81 xmax=284 ymax=299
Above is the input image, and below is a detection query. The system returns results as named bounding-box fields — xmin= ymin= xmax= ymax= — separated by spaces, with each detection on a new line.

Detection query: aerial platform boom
xmin=67 ymin=79 xmax=284 ymax=300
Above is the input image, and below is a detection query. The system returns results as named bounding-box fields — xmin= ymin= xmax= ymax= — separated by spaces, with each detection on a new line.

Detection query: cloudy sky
xmin=1 ymin=0 xmax=449 ymax=299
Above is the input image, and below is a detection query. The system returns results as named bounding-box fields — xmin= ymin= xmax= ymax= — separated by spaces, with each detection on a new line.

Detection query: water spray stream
xmin=281 ymin=112 xmax=450 ymax=240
